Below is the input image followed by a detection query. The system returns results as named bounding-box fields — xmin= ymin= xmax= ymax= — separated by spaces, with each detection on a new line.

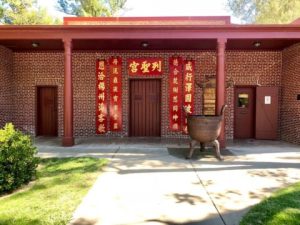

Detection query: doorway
xmin=234 ymin=87 xmax=255 ymax=139
xmin=36 ymin=86 xmax=58 ymax=136
xmin=130 ymin=79 xmax=161 ymax=137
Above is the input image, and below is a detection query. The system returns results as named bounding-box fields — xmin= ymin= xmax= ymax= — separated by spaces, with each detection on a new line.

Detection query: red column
xmin=62 ymin=38 xmax=74 ymax=146
xmin=216 ymin=38 xmax=227 ymax=149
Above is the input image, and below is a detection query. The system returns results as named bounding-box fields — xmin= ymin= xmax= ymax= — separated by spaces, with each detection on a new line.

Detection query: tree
xmin=227 ymin=0 xmax=300 ymax=24
xmin=0 ymin=0 xmax=60 ymax=25
xmin=57 ymin=0 xmax=127 ymax=17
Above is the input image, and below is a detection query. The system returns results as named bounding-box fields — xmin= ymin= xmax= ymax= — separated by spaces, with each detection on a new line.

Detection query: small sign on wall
xmin=265 ymin=96 xmax=271 ymax=104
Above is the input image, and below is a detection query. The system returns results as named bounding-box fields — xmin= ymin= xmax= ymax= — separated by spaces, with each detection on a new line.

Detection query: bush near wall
xmin=0 ymin=123 xmax=39 ymax=194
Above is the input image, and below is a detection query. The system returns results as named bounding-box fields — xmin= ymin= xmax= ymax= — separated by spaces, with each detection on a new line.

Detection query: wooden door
xmin=130 ymin=79 xmax=161 ymax=137
xmin=255 ymin=87 xmax=279 ymax=140
xmin=37 ymin=87 xmax=58 ymax=136
xmin=234 ymin=87 xmax=255 ymax=139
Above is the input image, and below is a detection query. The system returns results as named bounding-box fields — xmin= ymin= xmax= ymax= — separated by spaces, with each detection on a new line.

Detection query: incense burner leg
xmin=212 ymin=139 xmax=223 ymax=161
xmin=200 ymin=142 xmax=205 ymax=152
xmin=186 ymin=139 xmax=197 ymax=159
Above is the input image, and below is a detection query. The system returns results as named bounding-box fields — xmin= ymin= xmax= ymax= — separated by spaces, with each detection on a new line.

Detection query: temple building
xmin=0 ymin=16 xmax=299 ymax=147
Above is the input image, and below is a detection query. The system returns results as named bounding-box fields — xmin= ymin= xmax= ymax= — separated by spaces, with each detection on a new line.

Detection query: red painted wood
xmin=216 ymin=39 xmax=226 ymax=148
xmin=62 ymin=38 xmax=74 ymax=146
xmin=255 ymin=87 xmax=279 ymax=140
xmin=130 ymin=79 xmax=161 ymax=137
xmin=234 ymin=87 xmax=255 ymax=139
xmin=37 ymin=87 xmax=58 ymax=136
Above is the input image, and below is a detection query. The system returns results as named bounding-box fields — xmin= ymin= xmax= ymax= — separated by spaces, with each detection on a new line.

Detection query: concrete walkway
xmin=36 ymin=138 xmax=300 ymax=225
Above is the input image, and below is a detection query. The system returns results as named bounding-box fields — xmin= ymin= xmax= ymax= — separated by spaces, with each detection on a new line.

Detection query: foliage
xmin=57 ymin=0 xmax=127 ymax=16
xmin=0 ymin=123 xmax=39 ymax=194
xmin=240 ymin=182 xmax=300 ymax=225
xmin=0 ymin=157 xmax=107 ymax=225
xmin=227 ymin=0 xmax=300 ymax=24
xmin=0 ymin=0 xmax=61 ymax=24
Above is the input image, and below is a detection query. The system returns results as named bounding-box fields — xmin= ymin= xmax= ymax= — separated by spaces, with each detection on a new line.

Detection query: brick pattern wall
xmin=226 ymin=51 xmax=282 ymax=139
xmin=9 ymin=50 xmax=283 ymax=140
xmin=282 ymin=44 xmax=300 ymax=145
xmin=0 ymin=46 xmax=13 ymax=128
xmin=12 ymin=52 xmax=64 ymax=136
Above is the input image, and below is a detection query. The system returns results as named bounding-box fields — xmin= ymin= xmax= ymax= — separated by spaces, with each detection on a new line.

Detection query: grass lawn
xmin=0 ymin=157 xmax=107 ymax=225
xmin=240 ymin=182 xmax=300 ymax=225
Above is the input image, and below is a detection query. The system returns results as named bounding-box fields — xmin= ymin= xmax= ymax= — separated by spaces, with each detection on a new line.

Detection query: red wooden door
xmin=130 ymin=79 xmax=161 ymax=137
xmin=234 ymin=87 xmax=255 ymax=139
xmin=37 ymin=87 xmax=58 ymax=136
xmin=255 ymin=87 xmax=279 ymax=140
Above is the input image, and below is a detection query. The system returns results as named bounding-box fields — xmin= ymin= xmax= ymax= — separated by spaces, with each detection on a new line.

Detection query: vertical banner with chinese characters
xmin=96 ymin=59 xmax=108 ymax=134
xmin=169 ymin=56 xmax=183 ymax=131
xmin=109 ymin=56 xmax=122 ymax=131
xmin=183 ymin=59 xmax=195 ymax=134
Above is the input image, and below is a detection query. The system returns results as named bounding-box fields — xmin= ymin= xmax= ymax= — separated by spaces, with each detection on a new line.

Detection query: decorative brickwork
xmin=2 ymin=49 xmax=284 ymax=142
xmin=282 ymin=44 xmax=300 ymax=145
xmin=0 ymin=46 xmax=13 ymax=128
xmin=226 ymin=51 xmax=282 ymax=139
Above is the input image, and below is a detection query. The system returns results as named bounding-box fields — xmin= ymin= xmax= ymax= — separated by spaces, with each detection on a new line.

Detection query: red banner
xmin=128 ymin=58 xmax=163 ymax=75
xmin=169 ymin=57 xmax=183 ymax=131
xmin=109 ymin=57 xmax=122 ymax=131
xmin=183 ymin=59 xmax=195 ymax=134
xmin=96 ymin=59 xmax=108 ymax=134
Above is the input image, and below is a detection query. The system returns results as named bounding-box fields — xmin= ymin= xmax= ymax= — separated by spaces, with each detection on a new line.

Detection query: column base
xmin=62 ymin=137 xmax=74 ymax=146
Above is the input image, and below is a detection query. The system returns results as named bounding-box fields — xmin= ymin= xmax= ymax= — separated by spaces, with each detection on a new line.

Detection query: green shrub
xmin=0 ymin=123 xmax=39 ymax=194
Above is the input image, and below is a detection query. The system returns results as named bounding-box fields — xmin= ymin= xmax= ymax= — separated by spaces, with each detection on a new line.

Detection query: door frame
xmin=128 ymin=78 xmax=162 ymax=137
xmin=234 ymin=85 xmax=257 ymax=139
xmin=35 ymin=85 xmax=58 ymax=136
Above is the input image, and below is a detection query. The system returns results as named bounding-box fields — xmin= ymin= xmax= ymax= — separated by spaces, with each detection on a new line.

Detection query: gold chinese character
xmin=98 ymin=114 xmax=105 ymax=123
xmin=113 ymin=113 xmax=118 ymax=120
xmin=185 ymin=94 xmax=192 ymax=103
xmin=98 ymin=71 xmax=105 ymax=81
xmin=113 ymin=122 xmax=118 ymax=130
xmin=173 ymin=58 xmax=178 ymax=66
xmin=113 ymin=86 xmax=118 ymax=93
xmin=113 ymin=77 xmax=118 ymax=84
xmin=98 ymin=103 xmax=105 ymax=112
xmin=98 ymin=124 xmax=106 ymax=133
xmin=113 ymin=95 xmax=118 ymax=102
xmin=183 ymin=125 xmax=188 ymax=134
xmin=173 ymin=77 xmax=178 ymax=84
xmin=113 ymin=58 xmax=118 ymax=65
xmin=185 ymin=73 xmax=193 ymax=82
xmin=173 ymin=105 xmax=178 ymax=112
xmin=173 ymin=114 xmax=179 ymax=121
xmin=185 ymin=61 xmax=193 ymax=71
xmin=173 ymin=68 xmax=179 ymax=76
xmin=98 ymin=93 xmax=105 ymax=101
xmin=113 ymin=67 xmax=119 ymax=74
xmin=129 ymin=61 xmax=139 ymax=73
xmin=184 ymin=104 xmax=192 ymax=113
xmin=172 ymin=123 xmax=179 ymax=130
xmin=172 ymin=87 xmax=178 ymax=93
xmin=113 ymin=105 xmax=119 ymax=112
xmin=152 ymin=61 xmax=162 ymax=72
xmin=173 ymin=96 xmax=178 ymax=103
xmin=98 ymin=82 xmax=105 ymax=91
xmin=141 ymin=61 xmax=151 ymax=73
xmin=185 ymin=83 xmax=192 ymax=92
xmin=98 ymin=61 xmax=105 ymax=70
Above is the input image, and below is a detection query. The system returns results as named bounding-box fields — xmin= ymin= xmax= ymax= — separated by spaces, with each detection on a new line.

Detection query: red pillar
xmin=62 ymin=38 xmax=74 ymax=146
xmin=216 ymin=38 xmax=227 ymax=149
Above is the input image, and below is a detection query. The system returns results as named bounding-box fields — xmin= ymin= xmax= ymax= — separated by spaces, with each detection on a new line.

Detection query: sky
xmin=39 ymin=0 xmax=239 ymax=24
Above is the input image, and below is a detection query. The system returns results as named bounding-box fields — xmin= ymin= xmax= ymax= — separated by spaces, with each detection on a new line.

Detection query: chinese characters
xmin=128 ymin=58 xmax=163 ymax=75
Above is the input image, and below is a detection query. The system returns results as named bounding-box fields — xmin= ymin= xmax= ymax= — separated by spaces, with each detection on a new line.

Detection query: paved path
xmin=37 ymin=139 xmax=300 ymax=225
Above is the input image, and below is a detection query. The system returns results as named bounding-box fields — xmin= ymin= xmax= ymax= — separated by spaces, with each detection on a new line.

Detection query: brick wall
xmin=0 ymin=46 xmax=13 ymax=128
xmin=281 ymin=44 xmax=300 ymax=145
xmin=226 ymin=51 xmax=282 ymax=139
xmin=12 ymin=52 xmax=64 ymax=135
xmin=10 ymin=50 xmax=283 ymax=140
